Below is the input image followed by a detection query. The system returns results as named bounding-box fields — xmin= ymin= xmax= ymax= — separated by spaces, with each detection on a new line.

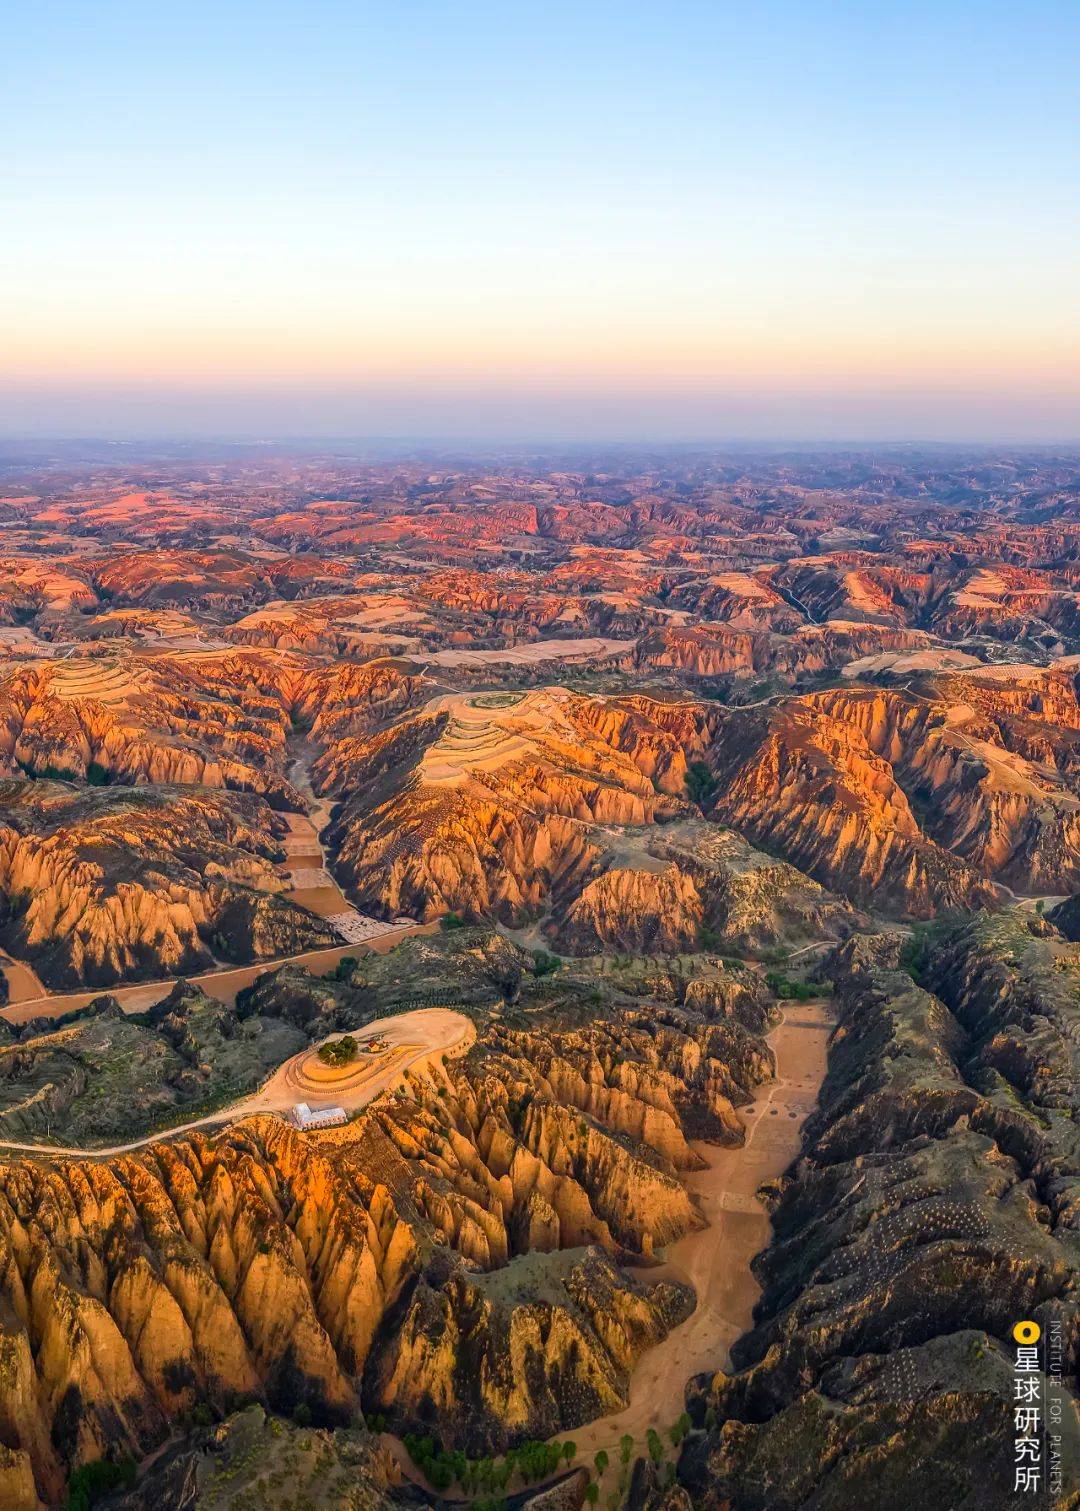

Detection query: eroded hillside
xmin=2 ymin=447 xmax=1080 ymax=1509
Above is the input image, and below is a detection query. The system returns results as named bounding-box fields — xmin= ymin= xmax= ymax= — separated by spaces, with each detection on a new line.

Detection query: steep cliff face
xmin=562 ymin=694 xmax=714 ymax=795
xmin=0 ymin=648 xmax=426 ymax=807
xmin=362 ymin=1002 xmax=771 ymax=1266
xmin=0 ymin=784 xmax=334 ymax=987
xmin=679 ymin=919 xmax=1080 ymax=1510
xmin=0 ymin=951 xmax=778 ymax=1503
xmin=707 ymin=697 xmax=997 ymax=915
xmin=486 ymin=1015 xmax=773 ymax=1154
xmin=774 ymin=560 xmax=935 ymax=625
xmin=705 ymin=672 xmax=1080 ymax=912
xmin=90 ymin=550 xmax=281 ymax=611
xmin=554 ymin=864 xmax=704 ymax=954
xmin=292 ymin=657 xmax=428 ymax=742
xmin=0 ymin=1119 xmax=377 ymax=1506
xmin=318 ymin=689 xmax=704 ymax=926
xmin=0 ymin=655 xmax=298 ymax=806
xmin=369 ymin=1248 xmax=692 ymax=1453
xmin=634 ymin=620 xmax=938 ymax=682
xmin=334 ymin=783 xmax=605 ymax=924
xmin=634 ymin=625 xmax=761 ymax=679
xmin=668 ymin=573 xmax=805 ymax=632
xmin=928 ymin=566 xmax=1080 ymax=645
xmin=808 ymin=680 xmax=1080 ymax=892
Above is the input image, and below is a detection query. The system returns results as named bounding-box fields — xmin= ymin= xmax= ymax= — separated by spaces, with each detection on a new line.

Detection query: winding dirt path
xmin=389 ymin=996 xmax=833 ymax=1501
xmin=0 ymin=747 xmax=432 ymax=1026
xmin=564 ymin=996 xmax=833 ymax=1461
xmin=0 ymin=1008 xmax=474 ymax=1158
xmin=0 ymin=927 xmax=434 ymax=1028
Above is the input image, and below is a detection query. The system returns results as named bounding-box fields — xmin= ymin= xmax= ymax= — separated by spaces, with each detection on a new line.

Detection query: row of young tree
xmin=402 ymin=1411 xmax=694 ymax=1504
xmin=402 ymin=1432 xmax=577 ymax=1494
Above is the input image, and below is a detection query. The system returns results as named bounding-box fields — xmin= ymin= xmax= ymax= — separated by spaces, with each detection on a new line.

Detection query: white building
xmin=292 ymin=1102 xmax=347 ymax=1129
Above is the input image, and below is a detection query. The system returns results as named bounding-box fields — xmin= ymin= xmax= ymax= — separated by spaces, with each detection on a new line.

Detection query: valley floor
xmin=0 ymin=743 xmax=435 ymax=1026
xmin=0 ymin=925 xmax=432 ymax=1026
xmin=392 ymin=994 xmax=834 ymax=1497
xmin=564 ymin=995 xmax=833 ymax=1461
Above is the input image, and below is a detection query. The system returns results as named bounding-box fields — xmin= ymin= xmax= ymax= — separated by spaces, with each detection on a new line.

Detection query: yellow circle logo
xmin=1013 ymin=1321 xmax=1041 ymax=1345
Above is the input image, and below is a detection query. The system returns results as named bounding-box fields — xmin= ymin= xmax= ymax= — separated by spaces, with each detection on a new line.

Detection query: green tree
xmin=764 ymin=970 xmax=815 ymax=1002
xmin=64 ymin=1458 xmax=136 ymax=1511
xmin=620 ymin=1434 xmax=634 ymax=1465
xmin=317 ymin=1034 xmax=358 ymax=1066
xmin=667 ymin=1410 xmax=693 ymax=1447
xmin=532 ymin=949 xmax=561 ymax=977
xmin=594 ymin=1449 xmax=609 ymax=1477
xmin=685 ymin=760 xmax=718 ymax=807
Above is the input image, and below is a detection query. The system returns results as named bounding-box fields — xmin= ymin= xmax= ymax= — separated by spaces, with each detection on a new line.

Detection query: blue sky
xmin=3 ymin=1 xmax=1078 ymax=440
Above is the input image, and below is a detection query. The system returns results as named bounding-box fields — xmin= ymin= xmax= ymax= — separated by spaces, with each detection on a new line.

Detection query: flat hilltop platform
xmin=425 ymin=635 xmax=633 ymax=668
xmin=248 ymin=1007 xmax=475 ymax=1118
xmin=0 ymin=1006 xmax=475 ymax=1159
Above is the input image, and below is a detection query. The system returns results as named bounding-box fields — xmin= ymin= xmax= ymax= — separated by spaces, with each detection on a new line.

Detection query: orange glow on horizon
xmin=7 ymin=318 xmax=1079 ymax=394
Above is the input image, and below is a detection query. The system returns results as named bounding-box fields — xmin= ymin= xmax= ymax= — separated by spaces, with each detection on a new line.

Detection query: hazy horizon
xmin=3 ymin=381 xmax=1079 ymax=447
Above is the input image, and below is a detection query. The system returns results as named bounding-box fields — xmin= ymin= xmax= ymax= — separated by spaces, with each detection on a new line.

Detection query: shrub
xmin=898 ymin=918 xmax=954 ymax=984
xmin=669 ymin=1411 xmax=692 ymax=1447
xmin=440 ymin=912 xmax=465 ymax=930
xmin=685 ymin=760 xmax=718 ymax=806
xmin=317 ymin=1035 xmax=358 ymax=1067
xmin=764 ymin=971 xmax=815 ymax=1002
xmin=64 ymin=1458 xmax=136 ymax=1511
xmin=36 ymin=763 xmax=79 ymax=783
xmin=531 ymin=949 xmax=561 ymax=977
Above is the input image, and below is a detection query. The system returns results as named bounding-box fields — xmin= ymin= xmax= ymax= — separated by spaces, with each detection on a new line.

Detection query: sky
xmin=3 ymin=0 xmax=1078 ymax=442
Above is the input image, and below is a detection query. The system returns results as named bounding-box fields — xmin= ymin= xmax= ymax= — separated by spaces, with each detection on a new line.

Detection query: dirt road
xmin=0 ymin=1007 xmax=473 ymax=1158
xmin=391 ymin=996 xmax=833 ymax=1501
xmin=0 ymin=745 xmax=434 ymax=1025
xmin=0 ymin=925 xmax=435 ymax=1027
xmin=564 ymin=996 xmax=833 ymax=1460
